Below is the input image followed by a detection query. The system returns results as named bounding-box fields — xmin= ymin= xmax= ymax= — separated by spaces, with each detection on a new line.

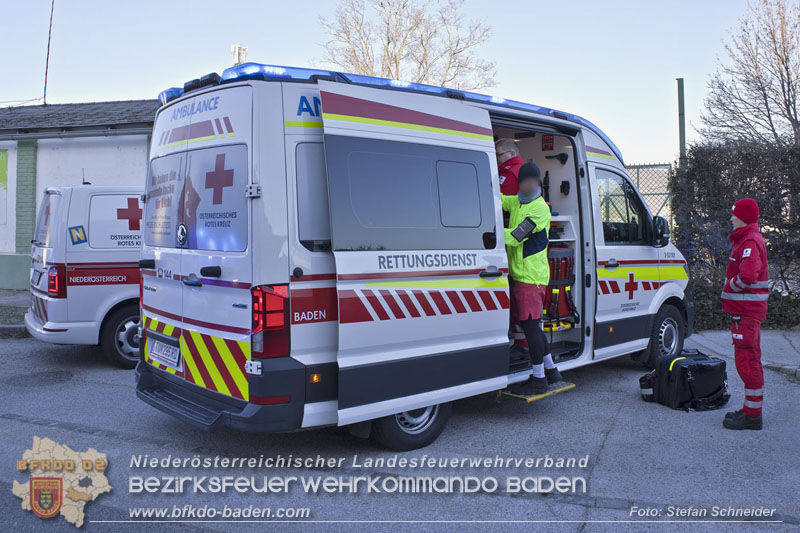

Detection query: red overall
xmin=721 ymin=223 xmax=769 ymax=417
xmin=499 ymin=155 xmax=523 ymax=195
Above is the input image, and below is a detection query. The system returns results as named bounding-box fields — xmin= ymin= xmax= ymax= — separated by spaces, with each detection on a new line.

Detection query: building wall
xmin=0 ymin=141 xmax=18 ymax=253
xmin=35 ymin=136 xmax=149 ymax=211
xmin=0 ymin=134 xmax=149 ymax=290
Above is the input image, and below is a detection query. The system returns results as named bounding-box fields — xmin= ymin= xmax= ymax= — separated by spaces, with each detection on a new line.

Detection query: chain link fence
xmin=625 ymin=163 xmax=673 ymax=223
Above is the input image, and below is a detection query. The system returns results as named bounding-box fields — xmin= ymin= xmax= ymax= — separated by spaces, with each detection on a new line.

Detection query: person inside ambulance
xmin=721 ymin=198 xmax=769 ymax=430
xmin=495 ymin=138 xmax=523 ymax=195
xmin=503 ymin=162 xmax=562 ymax=394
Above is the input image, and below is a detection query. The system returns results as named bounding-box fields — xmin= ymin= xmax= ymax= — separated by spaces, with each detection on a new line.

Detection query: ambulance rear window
xmin=33 ymin=193 xmax=61 ymax=247
xmin=144 ymin=153 xmax=186 ymax=248
xmin=144 ymin=145 xmax=248 ymax=252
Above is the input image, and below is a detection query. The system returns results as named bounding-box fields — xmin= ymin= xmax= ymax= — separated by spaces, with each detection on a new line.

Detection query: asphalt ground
xmin=1 ymin=336 xmax=798 ymax=532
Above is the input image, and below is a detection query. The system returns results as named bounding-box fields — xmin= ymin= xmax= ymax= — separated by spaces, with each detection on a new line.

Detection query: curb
xmin=689 ymin=334 xmax=800 ymax=378
xmin=0 ymin=324 xmax=29 ymax=338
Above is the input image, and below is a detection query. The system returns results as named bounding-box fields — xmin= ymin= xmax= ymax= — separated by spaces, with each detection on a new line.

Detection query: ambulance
xmin=25 ymin=185 xmax=144 ymax=368
xmin=136 ymin=62 xmax=693 ymax=450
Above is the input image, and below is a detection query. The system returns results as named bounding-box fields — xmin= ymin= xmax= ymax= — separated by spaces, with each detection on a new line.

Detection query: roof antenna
xmin=81 ymin=168 xmax=91 ymax=185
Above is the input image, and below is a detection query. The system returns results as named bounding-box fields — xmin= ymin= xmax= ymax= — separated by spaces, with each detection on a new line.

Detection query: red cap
xmin=731 ymin=198 xmax=759 ymax=224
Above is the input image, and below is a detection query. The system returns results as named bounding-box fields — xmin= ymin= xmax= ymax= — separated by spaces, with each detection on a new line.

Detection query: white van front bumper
xmin=24 ymin=309 xmax=100 ymax=345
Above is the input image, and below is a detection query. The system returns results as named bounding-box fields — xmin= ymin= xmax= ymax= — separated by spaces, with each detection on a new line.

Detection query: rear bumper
xmin=24 ymin=309 xmax=99 ymax=345
xmin=135 ymin=358 xmax=306 ymax=433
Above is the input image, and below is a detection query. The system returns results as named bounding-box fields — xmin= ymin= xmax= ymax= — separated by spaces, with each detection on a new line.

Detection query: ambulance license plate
xmin=31 ymin=271 xmax=42 ymax=285
xmin=150 ymin=340 xmax=181 ymax=367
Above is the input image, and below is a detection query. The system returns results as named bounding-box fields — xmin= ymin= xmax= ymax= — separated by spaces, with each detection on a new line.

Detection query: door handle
xmin=138 ymin=259 xmax=155 ymax=269
xmin=200 ymin=265 xmax=222 ymax=277
xmin=605 ymin=259 xmax=620 ymax=270
xmin=183 ymin=273 xmax=202 ymax=287
xmin=479 ymin=266 xmax=502 ymax=278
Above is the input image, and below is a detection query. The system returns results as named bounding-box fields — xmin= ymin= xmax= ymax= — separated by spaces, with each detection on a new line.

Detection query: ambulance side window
xmin=323 ymin=135 xmax=494 ymax=251
xmin=295 ymin=142 xmax=332 ymax=251
xmin=595 ymin=169 xmax=649 ymax=245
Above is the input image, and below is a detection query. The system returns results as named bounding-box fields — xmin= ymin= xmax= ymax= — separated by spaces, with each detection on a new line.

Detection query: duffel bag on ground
xmin=647 ymin=349 xmax=730 ymax=411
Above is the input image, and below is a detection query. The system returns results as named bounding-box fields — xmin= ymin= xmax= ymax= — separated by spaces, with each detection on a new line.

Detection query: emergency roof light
xmin=161 ymin=62 xmax=624 ymax=163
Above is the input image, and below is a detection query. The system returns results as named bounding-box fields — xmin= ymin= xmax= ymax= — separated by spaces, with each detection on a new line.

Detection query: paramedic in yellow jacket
xmin=503 ymin=162 xmax=562 ymax=394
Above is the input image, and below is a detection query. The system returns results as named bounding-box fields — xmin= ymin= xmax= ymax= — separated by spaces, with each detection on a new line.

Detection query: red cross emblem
xmin=116 ymin=197 xmax=142 ymax=231
xmin=624 ymin=272 xmax=638 ymax=300
xmin=205 ymin=153 xmax=234 ymax=205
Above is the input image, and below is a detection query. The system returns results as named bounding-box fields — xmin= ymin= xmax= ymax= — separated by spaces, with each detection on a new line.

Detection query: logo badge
xmin=30 ymin=478 xmax=62 ymax=519
xmin=177 ymin=223 xmax=187 ymax=246
xmin=68 ymin=225 xmax=87 ymax=245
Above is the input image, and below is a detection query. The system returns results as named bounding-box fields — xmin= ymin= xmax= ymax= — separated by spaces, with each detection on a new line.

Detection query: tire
xmin=100 ymin=304 xmax=141 ymax=369
xmin=641 ymin=305 xmax=685 ymax=370
xmin=370 ymin=402 xmax=452 ymax=451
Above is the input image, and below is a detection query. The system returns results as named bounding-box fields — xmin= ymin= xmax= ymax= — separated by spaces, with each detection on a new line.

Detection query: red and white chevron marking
xmin=31 ymin=295 xmax=48 ymax=324
xmin=339 ymin=288 xmax=509 ymax=324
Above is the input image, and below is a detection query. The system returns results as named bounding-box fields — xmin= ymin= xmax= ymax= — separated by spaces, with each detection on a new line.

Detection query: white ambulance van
xmin=136 ymin=63 xmax=693 ymax=450
xmin=25 ymin=185 xmax=144 ymax=368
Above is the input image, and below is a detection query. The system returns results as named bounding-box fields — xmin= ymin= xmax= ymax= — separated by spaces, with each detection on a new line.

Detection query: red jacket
xmin=721 ymin=223 xmax=769 ymax=321
xmin=498 ymin=155 xmax=523 ymax=195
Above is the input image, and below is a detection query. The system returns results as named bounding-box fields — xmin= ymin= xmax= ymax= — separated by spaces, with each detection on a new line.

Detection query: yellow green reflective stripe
xmin=284 ymin=120 xmax=323 ymax=128
xmin=322 ymin=112 xmax=493 ymax=141
xmin=365 ymin=277 xmax=508 ymax=288
xmin=587 ymin=151 xmax=615 ymax=160
xmin=669 ymin=357 xmax=686 ymax=371
xmin=595 ymin=266 xmax=688 ymax=280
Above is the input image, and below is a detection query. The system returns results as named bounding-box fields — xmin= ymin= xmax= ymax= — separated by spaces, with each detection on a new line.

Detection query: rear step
xmin=498 ymin=381 xmax=576 ymax=403
xmin=137 ymin=386 xmax=222 ymax=430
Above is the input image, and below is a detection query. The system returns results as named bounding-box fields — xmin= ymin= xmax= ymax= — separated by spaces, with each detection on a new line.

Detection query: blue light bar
xmin=220 ymin=62 xmax=343 ymax=83
xmin=158 ymin=87 xmax=183 ymax=106
xmin=162 ymin=61 xmax=624 ymax=163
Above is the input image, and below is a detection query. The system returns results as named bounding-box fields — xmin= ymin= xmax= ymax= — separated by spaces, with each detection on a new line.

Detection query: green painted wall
xmin=15 ymin=140 xmax=36 ymax=253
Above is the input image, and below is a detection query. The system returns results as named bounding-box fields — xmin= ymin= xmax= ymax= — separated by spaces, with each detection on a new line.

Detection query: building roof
xmin=0 ymin=100 xmax=159 ymax=136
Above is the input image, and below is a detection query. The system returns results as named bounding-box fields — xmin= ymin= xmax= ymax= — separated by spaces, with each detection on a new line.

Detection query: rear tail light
xmin=47 ymin=265 xmax=66 ymax=298
xmin=251 ymin=284 xmax=290 ymax=358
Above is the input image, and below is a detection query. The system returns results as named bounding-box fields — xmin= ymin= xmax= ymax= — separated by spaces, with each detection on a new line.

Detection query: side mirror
xmin=652 ymin=216 xmax=670 ymax=247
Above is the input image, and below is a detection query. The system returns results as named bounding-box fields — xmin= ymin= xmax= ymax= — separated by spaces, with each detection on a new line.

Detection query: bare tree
xmin=702 ymin=0 xmax=800 ymax=148
xmin=320 ymin=0 xmax=496 ymax=91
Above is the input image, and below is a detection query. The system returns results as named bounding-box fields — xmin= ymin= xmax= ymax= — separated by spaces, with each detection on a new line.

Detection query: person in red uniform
xmin=495 ymin=138 xmax=527 ymax=349
xmin=721 ymin=198 xmax=769 ymax=430
xmin=495 ymin=138 xmax=523 ymax=195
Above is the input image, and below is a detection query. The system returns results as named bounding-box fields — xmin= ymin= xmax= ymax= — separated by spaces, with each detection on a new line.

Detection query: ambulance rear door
xmin=318 ymin=81 xmax=509 ymax=425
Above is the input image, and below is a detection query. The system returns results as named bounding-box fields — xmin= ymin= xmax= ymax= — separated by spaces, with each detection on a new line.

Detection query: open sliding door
xmin=318 ymin=81 xmax=510 ymax=425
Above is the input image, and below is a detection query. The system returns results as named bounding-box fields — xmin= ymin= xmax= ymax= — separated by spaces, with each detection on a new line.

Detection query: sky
xmin=1 ymin=0 xmax=750 ymax=163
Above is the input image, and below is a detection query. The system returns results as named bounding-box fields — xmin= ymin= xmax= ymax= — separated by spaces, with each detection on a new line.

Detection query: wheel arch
xmin=97 ymin=298 xmax=140 ymax=344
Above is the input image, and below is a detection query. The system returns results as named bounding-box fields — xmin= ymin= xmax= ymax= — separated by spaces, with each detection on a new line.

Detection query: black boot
xmin=513 ymin=375 xmax=549 ymax=395
xmin=723 ymin=412 xmax=762 ymax=430
xmin=724 ymin=409 xmax=743 ymax=420
xmin=545 ymin=366 xmax=562 ymax=384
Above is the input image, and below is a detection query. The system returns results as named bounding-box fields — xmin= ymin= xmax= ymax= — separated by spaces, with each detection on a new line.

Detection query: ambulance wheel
xmin=371 ymin=403 xmax=452 ymax=451
xmin=101 ymin=304 xmax=141 ymax=369
xmin=642 ymin=305 xmax=684 ymax=370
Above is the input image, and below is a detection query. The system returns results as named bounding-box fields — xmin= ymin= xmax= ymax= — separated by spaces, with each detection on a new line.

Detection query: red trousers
xmin=731 ymin=315 xmax=764 ymax=417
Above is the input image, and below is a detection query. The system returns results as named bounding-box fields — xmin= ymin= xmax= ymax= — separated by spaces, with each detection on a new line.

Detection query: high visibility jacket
xmin=503 ymin=194 xmax=551 ymax=285
xmin=721 ymin=223 xmax=769 ymax=321
xmin=499 ymin=155 xmax=523 ymax=195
